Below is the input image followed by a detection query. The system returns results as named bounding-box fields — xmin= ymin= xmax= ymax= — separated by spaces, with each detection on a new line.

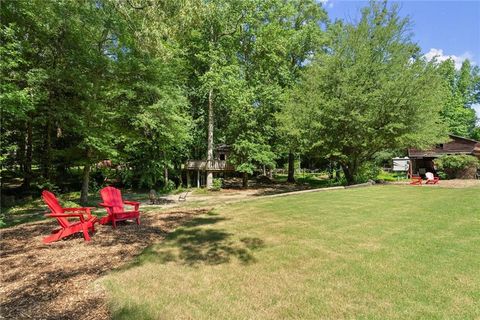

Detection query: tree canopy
xmin=1 ymin=0 xmax=478 ymax=197
xmin=279 ymin=2 xmax=449 ymax=183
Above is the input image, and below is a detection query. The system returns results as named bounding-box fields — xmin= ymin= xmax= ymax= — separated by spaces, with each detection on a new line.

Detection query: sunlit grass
xmin=101 ymin=185 xmax=480 ymax=319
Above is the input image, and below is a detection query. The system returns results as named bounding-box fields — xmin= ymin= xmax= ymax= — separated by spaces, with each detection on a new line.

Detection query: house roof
xmin=448 ymin=134 xmax=480 ymax=144
xmin=408 ymin=134 xmax=479 ymax=158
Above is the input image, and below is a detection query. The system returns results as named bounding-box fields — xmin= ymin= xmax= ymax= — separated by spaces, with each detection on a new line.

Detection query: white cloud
xmin=424 ymin=48 xmax=475 ymax=70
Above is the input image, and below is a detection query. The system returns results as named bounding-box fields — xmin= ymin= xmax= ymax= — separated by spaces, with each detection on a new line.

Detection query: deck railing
xmin=185 ymin=159 xmax=235 ymax=171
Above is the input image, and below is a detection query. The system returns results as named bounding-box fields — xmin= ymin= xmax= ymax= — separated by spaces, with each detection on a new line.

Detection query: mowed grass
xmin=101 ymin=185 xmax=480 ymax=319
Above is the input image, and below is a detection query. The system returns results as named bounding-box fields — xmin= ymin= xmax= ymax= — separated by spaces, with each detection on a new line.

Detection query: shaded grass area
xmin=274 ymin=173 xmax=343 ymax=188
xmin=102 ymin=185 xmax=480 ymax=319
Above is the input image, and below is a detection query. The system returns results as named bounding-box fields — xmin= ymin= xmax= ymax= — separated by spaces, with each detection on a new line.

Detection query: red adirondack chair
xmin=41 ymin=190 xmax=98 ymax=244
xmin=425 ymin=172 xmax=440 ymax=184
xmin=409 ymin=175 xmax=422 ymax=185
xmin=99 ymin=186 xmax=141 ymax=228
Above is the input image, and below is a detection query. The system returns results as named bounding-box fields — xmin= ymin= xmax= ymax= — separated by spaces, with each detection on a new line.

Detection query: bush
xmin=161 ymin=180 xmax=176 ymax=193
xmin=356 ymin=162 xmax=380 ymax=183
xmin=377 ymin=170 xmax=397 ymax=182
xmin=434 ymin=155 xmax=479 ymax=179
xmin=210 ymin=178 xmax=223 ymax=191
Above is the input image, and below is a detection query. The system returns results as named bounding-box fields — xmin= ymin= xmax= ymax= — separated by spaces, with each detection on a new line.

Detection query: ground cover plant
xmin=101 ymin=185 xmax=480 ymax=319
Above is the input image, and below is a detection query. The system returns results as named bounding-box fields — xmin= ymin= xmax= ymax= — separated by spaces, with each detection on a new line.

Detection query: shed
xmin=407 ymin=134 xmax=480 ymax=177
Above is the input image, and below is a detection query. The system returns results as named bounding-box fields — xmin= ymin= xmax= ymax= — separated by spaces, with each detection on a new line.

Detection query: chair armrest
xmin=123 ymin=200 xmax=140 ymax=210
xmin=123 ymin=200 xmax=140 ymax=205
xmin=45 ymin=213 xmax=85 ymax=222
xmin=63 ymin=207 xmax=95 ymax=219
xmin=98 ymin=203 xmax=113 ymax=208
xmin=63 ymin=207 xmax=96 ymax=211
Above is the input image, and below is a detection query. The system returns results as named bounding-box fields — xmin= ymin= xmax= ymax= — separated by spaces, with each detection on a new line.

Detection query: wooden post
xmin=408 ymin=160 xmax=413 ymax=178
xmin=186 ymin=170 xmax=191 ymax=188
xmin=197 ymin=170 xmax=200 ymax=188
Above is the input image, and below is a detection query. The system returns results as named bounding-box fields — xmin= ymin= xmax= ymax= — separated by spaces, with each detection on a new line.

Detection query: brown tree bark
xmin=287 ymin=152 xmax=295 ymax=183
xmin=206 ymin=89 xmax=214 ymax=188
xmin=80 ymin=164 xmax=91 ymax=205
xmin=242 ymin=172 xmax=248 ymax=189
xmin=164 ymin=165 xmax=169 ymax=187
xmin=341 ymin=163 xmax=355 ymax=185
xmin=17 ymin=126 xmax=26 ymax=174
xmin=22 ymin=121 xmax=33 ymax=190
xmin=42 ymin=118 xmax=52 ymax=179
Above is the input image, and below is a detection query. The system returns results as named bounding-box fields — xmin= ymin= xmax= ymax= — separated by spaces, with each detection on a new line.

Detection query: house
xmin=407 ymin=134 xmax=480 ymax=176
xmin=184 ymin=144 xmax=235 ymax=187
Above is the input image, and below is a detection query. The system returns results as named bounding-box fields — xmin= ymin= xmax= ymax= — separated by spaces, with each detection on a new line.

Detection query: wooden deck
xmin=185 ymin=160 xmax=235 ymax=171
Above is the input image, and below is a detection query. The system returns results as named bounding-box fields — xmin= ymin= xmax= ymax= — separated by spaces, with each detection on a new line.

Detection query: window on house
xmin=219 ymin=154 xmax=226 ymax=161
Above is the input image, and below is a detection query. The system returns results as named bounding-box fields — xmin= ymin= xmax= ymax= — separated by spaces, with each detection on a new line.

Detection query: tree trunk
xmin=43 ymin=118 xmax=52 ymax=180
xmin=80 ymin=164 xmax=91 ymax=205
xmin=164 ymin=165 xmax=169 ymax=187
xmin=287 ymin=152 xmax=295 ymax=183
xmin=242 ymin=172 xmax=248 ymax=189
xmin=17 ymin=127 xmax=26 ymax=174
xmin=328 ymin=161 xmax=334 ymax=180
xmin=22 ymin=121 xmax=33 ymax=191
xmin=341 ymin=164 xmax=355 ymax=185
xmin=206 ymin=89 xmax=214 ymax=188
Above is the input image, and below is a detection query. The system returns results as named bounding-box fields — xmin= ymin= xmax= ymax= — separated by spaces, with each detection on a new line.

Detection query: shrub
xmin=376 ymin=170 xmax=398 ymax=182
xmin=434 ymin=155 xmax=479 ymax=179
xmin=162 ymin=180 xmax=176 ymax=193
xmin=210 ymin=178 xmax=223 ymax=191
xmin=356 ymin=162 xmax=380 ymax=183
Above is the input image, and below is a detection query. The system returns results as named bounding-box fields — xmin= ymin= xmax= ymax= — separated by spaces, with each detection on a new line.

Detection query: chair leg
xmin=136 ymin=217 xmax=140 ymax=225
xmin=82 ymin=225 xmax=91 ymax=241
xmin=43 ymin=230 xmax=63 ymax=244
xmin=112 ymin=219 xmax=117 ymax=229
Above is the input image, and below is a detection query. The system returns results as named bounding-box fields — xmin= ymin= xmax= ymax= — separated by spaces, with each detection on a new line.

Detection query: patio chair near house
xmin=41 ymin=190 xmax=98 ymax=243
xmin=425 ymin=172 xmax=440 ymax=184
xmin=409 ymin=175 xmax=422 ymax=185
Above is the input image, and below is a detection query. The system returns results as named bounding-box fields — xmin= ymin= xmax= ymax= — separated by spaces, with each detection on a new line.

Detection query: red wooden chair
xmin=41 ymin=190 xmax=98 ymax=244
xmin=409 ymin=175 xmax=422 ymax=185
xmin=425 ymin=172 xmax=440 ymax=184
xmin=99 ymin=186 xmax=141 ymax=228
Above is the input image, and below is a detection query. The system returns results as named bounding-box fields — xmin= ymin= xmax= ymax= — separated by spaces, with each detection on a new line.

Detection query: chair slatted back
xmin=42 ymin=190 xmax=70 ymax=228
xmin=100 ymin=186 xmax=125 ymax=213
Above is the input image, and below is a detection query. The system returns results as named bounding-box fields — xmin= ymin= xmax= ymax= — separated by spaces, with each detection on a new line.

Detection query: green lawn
xmin=101 ymin=185 xmax=480 ymax=319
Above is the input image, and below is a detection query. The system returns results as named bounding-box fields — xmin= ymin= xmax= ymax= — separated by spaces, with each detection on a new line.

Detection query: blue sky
xmin=323 ymin=0 xmax=480 ymax=117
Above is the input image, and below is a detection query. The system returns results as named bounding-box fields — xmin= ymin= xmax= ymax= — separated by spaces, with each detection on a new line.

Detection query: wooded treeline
xmin=1 ymin=0 xmax=479 ymax=201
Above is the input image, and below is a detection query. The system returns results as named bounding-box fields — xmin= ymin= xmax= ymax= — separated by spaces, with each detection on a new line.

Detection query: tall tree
xmin=281 ymin=1 xmax=448 ymax=184
xmin=437 ymin=59 xmax=479 ymax=138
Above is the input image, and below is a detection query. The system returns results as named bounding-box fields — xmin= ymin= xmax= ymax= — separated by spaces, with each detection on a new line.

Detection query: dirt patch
xmin=433 ymin=179 xmax=480 ymax=188
xmin=388 ymin=179 xmax=480 ymax=188
xmin=0 ymin=208 xmax=211 ymax=320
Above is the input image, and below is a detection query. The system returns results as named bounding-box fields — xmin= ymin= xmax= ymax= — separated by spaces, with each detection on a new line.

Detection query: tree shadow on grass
xmin=125 ymin=214 xmax=265 ymax=269
xmin=112 ymin=304 xmax=156 ymax=320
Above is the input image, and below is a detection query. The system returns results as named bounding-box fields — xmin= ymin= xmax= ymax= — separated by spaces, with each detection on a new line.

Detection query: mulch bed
xmin=0 ymin=208 xmax=211 ymax=320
